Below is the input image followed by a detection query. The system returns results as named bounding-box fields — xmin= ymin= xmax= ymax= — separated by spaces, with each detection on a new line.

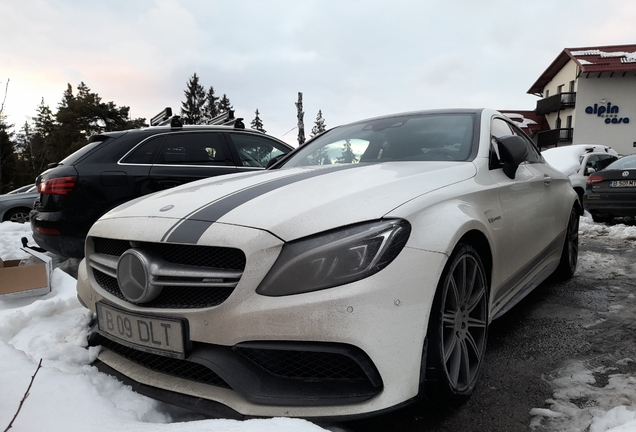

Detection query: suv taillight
xmin=586 ymin=175 xmax=604 ymax=185
xmin=38 ymin=176 xmax=77 ymax=195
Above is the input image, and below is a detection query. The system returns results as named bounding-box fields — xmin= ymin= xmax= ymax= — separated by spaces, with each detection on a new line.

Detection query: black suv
xmin=30 ymin=118 xmax=293 ymax=258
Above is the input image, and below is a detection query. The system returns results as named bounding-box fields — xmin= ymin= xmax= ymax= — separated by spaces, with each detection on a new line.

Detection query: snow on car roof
xmin=542 ymin=145 xmax=617 ymax=176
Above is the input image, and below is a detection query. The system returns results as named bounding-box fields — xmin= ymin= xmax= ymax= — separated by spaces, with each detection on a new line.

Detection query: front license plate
xmin=96 ymin=302 xmax=185 ymax=358
xmin=610 ymin=180 xmax=636 ymax=188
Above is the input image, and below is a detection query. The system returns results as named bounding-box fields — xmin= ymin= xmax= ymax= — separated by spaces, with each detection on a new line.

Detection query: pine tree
xmin=308 ymin=146 xmax=330 ymax=165
xmin=53 ymin=84 xmax=85 ymax=161
xmin=180 ymin=73 xmax=206 ymax=125
xmin=0 ymin=116 xmax=16 ymax=193
xmin=33 ymin=99 xmax=55 ymax=138
xmin=3 ymin=83 xmax=145 ymax=189
xmin=338 ymin=139 xmax=358 ymax=163
xmin=27 ymin=99 xmax=57 ymax=175
xmin=311 ymin=110 xmax=327 ymax=137
xmin=202 ymin=86 xmax=219 ymax=123
xmin=12 ymin=122 xmax=39 ymax=187
xmin=250 ymin=109 xmax=266 ymax=133
xmin=217 ymin=94 xmax=233 ymax=114
xmin=55 ymin=82 xmax=146 ymax=158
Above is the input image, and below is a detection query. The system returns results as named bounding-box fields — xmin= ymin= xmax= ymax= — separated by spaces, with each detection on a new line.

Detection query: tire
xmin=554 ymin=206 xmax=579 ymax=279
xmin=3 ymin=208 xmax=31 ymax=223
xmin=423 ymin=243 xmax=489 ymax=406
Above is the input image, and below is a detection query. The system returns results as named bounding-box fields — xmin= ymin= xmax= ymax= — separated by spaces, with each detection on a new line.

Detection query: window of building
xmin=566 ymin=116 xmax=572 ymax=129
xmin=569 ymin=80 xmax=575 ymax=93
xmin=557 ymin=85 xmax=564 ymax=94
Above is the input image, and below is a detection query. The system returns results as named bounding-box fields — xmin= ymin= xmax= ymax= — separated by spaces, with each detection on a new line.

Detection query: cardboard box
xmin=0 ymin=248 xmax=53 ymax=300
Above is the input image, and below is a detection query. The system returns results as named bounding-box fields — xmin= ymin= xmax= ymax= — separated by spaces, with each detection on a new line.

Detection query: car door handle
xmin=543 ymin=175 xmax=553 ymax=186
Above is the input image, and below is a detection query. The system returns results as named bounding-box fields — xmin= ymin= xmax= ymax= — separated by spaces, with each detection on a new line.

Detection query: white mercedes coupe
xmin=77 ymin=108 xmax=581 ymax=420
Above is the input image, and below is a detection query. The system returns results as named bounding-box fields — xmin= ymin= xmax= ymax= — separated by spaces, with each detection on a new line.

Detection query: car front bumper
xmin=77 ymin=217 xmax=447 ymax=419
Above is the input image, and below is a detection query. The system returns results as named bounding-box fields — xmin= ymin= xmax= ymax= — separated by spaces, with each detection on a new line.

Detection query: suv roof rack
xmin=150 ymin=107 xmax=244 ymax=129
xmin=150 ymin=107 xmax=173 ymax=126
xmin=209 ymin=110 xmax=234 ymax=125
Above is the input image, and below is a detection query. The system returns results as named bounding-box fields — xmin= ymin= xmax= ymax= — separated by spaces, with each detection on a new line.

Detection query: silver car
xmin=0 ymin=185 xmax=38 ymax=223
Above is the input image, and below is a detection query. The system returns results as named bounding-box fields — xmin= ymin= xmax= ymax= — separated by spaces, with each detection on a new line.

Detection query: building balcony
xmin=535 ymin=92 xmax=576 ymax=115
xmin=536 ymin=128 xmax=573 ymax=150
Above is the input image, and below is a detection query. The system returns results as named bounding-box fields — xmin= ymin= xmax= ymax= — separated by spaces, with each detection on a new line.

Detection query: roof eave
xmin=527 ymin=50 xmax=573 ymax=96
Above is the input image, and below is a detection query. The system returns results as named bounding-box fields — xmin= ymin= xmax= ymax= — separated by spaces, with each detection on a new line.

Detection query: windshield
xmin=282 ymin=113 xmax=475 ymax=167
xmin=605 ymin=155 xmax=636 ymax=170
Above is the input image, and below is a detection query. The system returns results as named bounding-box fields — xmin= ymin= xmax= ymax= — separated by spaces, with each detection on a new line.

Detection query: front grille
xmin=94 ymin=269 xmax=234 ymax=308
xmin=98 ymin=337 xmax=231 ymax=388
xmin=93 ymin=237 xmax=246 ymax=270
xmin=89 ymin=237 xmax=245 ymax=309
xmin=234 ymin=347 xmax=369 ymax=381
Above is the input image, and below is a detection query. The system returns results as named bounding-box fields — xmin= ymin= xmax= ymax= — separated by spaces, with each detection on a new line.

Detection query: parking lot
xmin=340 ymin=217 xmax=636 ymax=432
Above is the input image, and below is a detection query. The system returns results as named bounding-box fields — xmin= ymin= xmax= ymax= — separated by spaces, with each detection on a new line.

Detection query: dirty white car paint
xmin=76 ymin=108 xmax=580 ymax=420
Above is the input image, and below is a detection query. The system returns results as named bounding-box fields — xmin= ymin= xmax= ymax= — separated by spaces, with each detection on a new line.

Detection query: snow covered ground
xmin=0 ymin=217 xmax=635 ymax=431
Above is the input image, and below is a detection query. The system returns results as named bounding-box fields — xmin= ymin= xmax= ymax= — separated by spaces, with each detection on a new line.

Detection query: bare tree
xmin=295 ymin=92 xmax=305 ymax=145
xmin=3 ymin=359 xmax=42 ymax=432
xmin=0 ymin=78 xmax=8 ymax=118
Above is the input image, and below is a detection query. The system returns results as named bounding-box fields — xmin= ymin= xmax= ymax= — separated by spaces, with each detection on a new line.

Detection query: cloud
xmin=2 ymin=0 xmax=636 ymax=140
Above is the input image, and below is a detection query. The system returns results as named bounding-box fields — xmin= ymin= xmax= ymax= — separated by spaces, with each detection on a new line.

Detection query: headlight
xmin=256 ymin=219 xmax=411 ymax=296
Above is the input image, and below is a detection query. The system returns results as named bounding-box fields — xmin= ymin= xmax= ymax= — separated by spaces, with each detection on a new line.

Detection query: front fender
xmin=389 ymin=197 xmax=495 ymax=258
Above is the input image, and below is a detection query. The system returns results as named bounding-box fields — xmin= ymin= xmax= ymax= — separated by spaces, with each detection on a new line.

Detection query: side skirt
xmin=491 ymin=231 xmax=565 ymax=320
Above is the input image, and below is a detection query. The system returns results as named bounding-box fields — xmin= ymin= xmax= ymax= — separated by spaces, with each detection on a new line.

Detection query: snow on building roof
xmin=527 ymin=44 xmax=636 ymax=95
xmin=500 ymin=110 xmax=549 ymax=136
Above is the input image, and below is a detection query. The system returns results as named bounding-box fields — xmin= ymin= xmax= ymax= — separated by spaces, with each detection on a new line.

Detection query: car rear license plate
xmin=96 ymin=302 xmax=186 ymax=358
xmin=610 ymin=180 xmax=636 ymax=188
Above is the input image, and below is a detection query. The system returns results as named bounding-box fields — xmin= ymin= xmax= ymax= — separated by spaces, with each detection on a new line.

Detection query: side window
xmin=597 ymin=155 xmax=618 ymax=171
xmin=490 ymin=118 xmax=542 ymax=167
xmin=121 ymin=136 xmax=165 ymax=164
xmin=227 ymin=133 xmax=291 ymax=168
xmin=508 ymin=123 xmax=542 ymax=163
xmin=586 ymin=155 xmax=600 ymax=173
xmin=157 ymin=133 xmax=229 ymax=165
xmin=491 ymin=118 xmax=513 ymax=139
xmin=489 ymin=118 xmax=514 ymax=169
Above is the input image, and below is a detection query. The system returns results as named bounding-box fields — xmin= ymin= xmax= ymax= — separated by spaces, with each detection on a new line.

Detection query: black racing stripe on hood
xmin=164 ymin=164 xmax=359 ymax=244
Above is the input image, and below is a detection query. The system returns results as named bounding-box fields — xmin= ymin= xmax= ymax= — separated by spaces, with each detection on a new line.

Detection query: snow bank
xmin=0 ymin=222 xmax=326 ymax=432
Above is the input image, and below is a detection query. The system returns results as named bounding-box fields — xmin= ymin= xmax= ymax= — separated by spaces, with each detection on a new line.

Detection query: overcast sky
xmin=2 ymin=0 xmax=636 ymax=145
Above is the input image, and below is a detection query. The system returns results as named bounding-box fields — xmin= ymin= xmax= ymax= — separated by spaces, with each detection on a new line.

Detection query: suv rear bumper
xmin=30 ymin=209 xmax=86 ymax=257
xmin=31 ymin=230 xmax=85 ymax=257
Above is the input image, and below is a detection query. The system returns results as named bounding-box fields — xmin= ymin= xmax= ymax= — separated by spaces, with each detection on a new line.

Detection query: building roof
xmin=500 ymin=110 xmax=550 ymax=136
xmin=527 ymin=44 xmax=636 ymax=95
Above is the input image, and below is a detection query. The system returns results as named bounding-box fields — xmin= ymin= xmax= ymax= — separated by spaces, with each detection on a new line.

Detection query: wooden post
xmin=295 ymin=92 xmax=305 ymax=146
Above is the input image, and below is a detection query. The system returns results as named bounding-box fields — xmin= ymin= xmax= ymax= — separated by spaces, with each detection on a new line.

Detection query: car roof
xmin=542 ymin=144 xmax=618 ymax=158
xmin=343 ymin=108 xmax=486 ymax=127
xmin=96 ymin=124 xmax=292 ymax=148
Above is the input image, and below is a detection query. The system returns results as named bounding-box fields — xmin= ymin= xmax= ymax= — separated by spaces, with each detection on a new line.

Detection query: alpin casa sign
xmin=585 ymin=101 xmax=630 ymax=124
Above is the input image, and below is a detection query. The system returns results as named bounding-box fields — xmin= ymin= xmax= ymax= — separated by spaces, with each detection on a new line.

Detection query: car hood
xmin=103 ymin=162 xmax=476 ymax=242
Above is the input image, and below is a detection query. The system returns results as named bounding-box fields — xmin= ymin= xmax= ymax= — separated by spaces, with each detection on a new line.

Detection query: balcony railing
xmin=536 ymin=128 xmax=573 ymax=150
xmin=535 ymin=92 xmax=576 ymax=115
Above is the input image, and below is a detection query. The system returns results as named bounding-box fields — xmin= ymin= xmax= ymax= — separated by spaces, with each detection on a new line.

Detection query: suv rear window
xmin=58 ymin=140 xmax=106 ymax=166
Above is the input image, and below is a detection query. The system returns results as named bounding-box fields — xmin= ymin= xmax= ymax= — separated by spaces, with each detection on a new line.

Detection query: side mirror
xmin=497 ymin=135 xmax=528 ymax=179
xmin=585 ymin=166 xmax=596 ymax=175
